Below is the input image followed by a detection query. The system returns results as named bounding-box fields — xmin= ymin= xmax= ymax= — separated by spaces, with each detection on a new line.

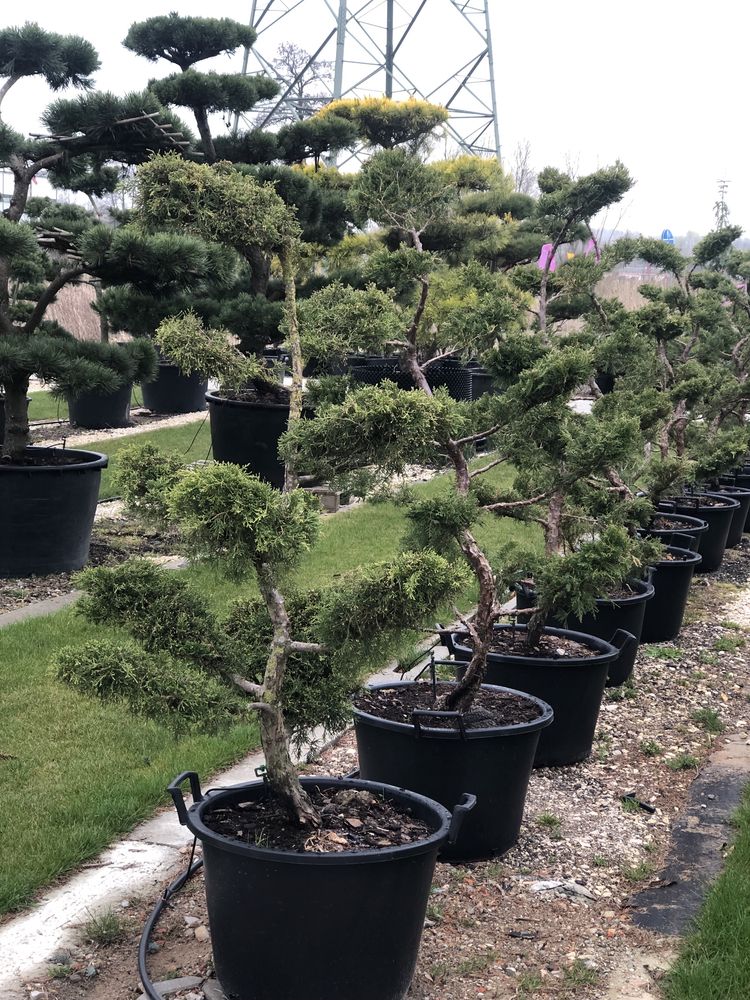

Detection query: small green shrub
xmin=642 ymin=645 xmax=682 ymax=660
xmin=640 ymin=738 xmax=663 ymax=757
xmin=713 ymin=635 xmax=745 ymax=653
xmin=112 ymin=442 xmax=183 ymax=525
xmin=667 ymin=753 xmax=700 ymax=771
xmin=692 ymin=708 xmax=724 ymax=734
xmin=84 ymin=908 xmax=127 ymax=945
xmin=621 ymin=861 xmax=654 ymax=883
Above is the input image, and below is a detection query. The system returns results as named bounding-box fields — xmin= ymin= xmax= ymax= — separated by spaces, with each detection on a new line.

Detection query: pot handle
xmin=608 ymin=629 xmax=638 ymax=661
xmin=448 ymin=793 xmax=477 ymax=845
xmin=412 ymin=709 xmax=468 ymax=739
xmin=436 ymin=624 xmax=457 ymax=656
xmin=670 ymin=531 xmax=698 ymax=551
xmin=168 ymin=771 xmax=204 ymax=827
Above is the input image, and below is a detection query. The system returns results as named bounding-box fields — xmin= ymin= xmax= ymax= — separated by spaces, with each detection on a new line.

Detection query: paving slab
xmin=631 ymin=733 xmax=750 ymax=935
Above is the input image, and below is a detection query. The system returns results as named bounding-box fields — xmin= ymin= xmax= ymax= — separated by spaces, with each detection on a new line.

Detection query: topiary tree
xmin=58 ymin=463 xmax=461 ymax=824
xmin=123 ymin=13 xmax=276 ymax=165
xmin=315 ymin=96 xmax=448 ymax=152
xmin=0 ymin=23 xmax=224 ymax=459
xmin=280 ymin=147 xmax=642 ymax=714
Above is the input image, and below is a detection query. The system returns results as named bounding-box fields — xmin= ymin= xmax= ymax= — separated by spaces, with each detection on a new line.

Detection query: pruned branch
xmin=483 ymin=492 xmax=548 ymax=513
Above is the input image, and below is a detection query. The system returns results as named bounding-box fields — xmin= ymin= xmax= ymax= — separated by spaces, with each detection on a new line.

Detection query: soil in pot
xmin=67 ymin=382 xmax=132 ymax=429
xmin=172 ymin=774 xmax=458 ymax=1000
xmin=643 ymin=513 xmax=707 ymax=552
xmin=445 ymin=624 xmax=636 ymax=768
xmin=207 ymin=382 xmax=290 ymax=489
xmin=141 ymin=362 xmax=208 ymax=414
xmin=353 ymin=681 xmax=552 ymax=862
xmin=0 ymin=446 xmax=107 ymax=576
xmin=659 ymin=494 xmax=739 ymax=573
xmin=641 ymin=544 xmax=702 ymax=643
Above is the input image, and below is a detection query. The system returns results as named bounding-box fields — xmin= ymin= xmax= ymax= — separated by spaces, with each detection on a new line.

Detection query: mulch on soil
xmin=354 ymin=682 xmax=543 ymax=729
xmin=36 ymin=542 xmax=750 ymax=1000
xmin=204 ymin=786 xmax=434 ymax=852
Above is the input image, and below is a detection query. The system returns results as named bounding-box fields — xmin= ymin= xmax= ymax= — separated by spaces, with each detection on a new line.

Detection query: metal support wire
xmin=137 ymin=838 xmax=204 ymax=1000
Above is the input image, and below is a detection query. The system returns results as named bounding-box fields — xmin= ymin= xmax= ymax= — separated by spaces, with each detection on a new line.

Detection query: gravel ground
xmin=31 ymin=408 xmax=208 ymax=448
xmin=37 ymin=543 xmax=750 ymax=1000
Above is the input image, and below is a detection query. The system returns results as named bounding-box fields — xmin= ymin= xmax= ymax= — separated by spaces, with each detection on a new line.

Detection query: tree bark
xmin=3 ymin=378 xmax=30 ymax=460
xmin=192 ymin=106 xmax=217 ymax=164
xmin=282 ymin=252 xmax=302 ymax=492
xmin=545 ymin=490 xmax=565 ymax=557
xmin=246 ymin=246 xmax=271 ymax=296
xmin=254 ymin=561 xmax=319 ymax=826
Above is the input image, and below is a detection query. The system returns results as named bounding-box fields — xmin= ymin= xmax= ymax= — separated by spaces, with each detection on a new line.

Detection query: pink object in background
xmin=538 ymin=243 xmax=557 ymax=272
xmin=583 ymin=238 xmax=601 ymax=261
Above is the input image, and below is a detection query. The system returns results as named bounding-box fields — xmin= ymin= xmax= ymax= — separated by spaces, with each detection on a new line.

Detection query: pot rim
xmin=0 ymin=445 xmax=108 ymax=473
xmin=646 ymin=512 xmax=709 ymax=534
xmin=652 ymin=544 xmax=703 ymax=567
xmin=352 ymin=680 xmax=554 ymax=739
xmin=451 ymin=623 xmax=620 ymax=666
xmin=183 ymin=775 xmax=452 ymax=864
xmin=592 ymin=577 xmax=654 ymax=607
xmin=206 ymin=390 xmax=290 ymax=411
xmin=661 ymin=493 xmax=740 ymax=512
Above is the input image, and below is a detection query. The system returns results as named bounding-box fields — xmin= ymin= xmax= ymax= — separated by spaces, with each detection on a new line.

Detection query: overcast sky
xmin=2 ymin=0 xmax=747 ymax=238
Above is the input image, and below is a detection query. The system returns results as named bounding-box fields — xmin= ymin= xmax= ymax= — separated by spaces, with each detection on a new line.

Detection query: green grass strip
xmin=665 ymin=783 xmax=750 ymax=1000
xmin=27 ymin=387 xmax=144 ymax=423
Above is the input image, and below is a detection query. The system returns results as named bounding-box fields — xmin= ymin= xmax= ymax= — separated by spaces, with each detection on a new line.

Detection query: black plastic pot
xmin=353 ymin=681 xmax=553 ymax=862
xmin=642 ymin=512 xmax=708 ymax=552
xmin=658 ymin=494 xmax=739 ymax=573
xmin=513 ymin=581 xmax=653 ymax=687
xmin=442 ymin=625 xmax=637 ymax=768
xmin=552 ymin=579 xmax=654 ymax=687
xmin=469 ymin=368 xmax=499 ymax=400
xmin=206 ymin=391 xmax=289 ymax=489
xmin=349 ymin=357 xmax=473 ymax=400
xmin=425 ymin=359 xmax=472 ymax=401
xmin=67 ymin=383 xmax=132 ymax=429
xmin=0 ymin=446 xmax=107 ymax=577
xmin=727 ymin=471 xmax=750 ymax=530
xmin=641 ymin=545 xmax=702 ymax=643
xmin=168 ymin=772 xmax=474 ymax=1000
xmin=141 ymin=363 xmax=207 ymax=414
xmin=711 ymin=482 xmax=750 ymax=548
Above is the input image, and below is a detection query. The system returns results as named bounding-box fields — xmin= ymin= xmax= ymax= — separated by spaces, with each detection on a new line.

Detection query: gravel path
xmin=33 ymin=409 xmax=208 ymax=448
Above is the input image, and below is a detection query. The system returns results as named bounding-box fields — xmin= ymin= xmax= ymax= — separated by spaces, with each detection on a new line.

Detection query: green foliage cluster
xmin=111 ymin=442 xmax=183 ymax=526
xmin=154 ymin=311 xmax=264 ymax=390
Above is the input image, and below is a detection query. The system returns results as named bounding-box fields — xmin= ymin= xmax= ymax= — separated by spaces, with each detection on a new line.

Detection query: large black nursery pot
xmin=349 ymin=356 xmax=473 ymax=401
xmin=141 ymin=362 xmax=207 ymax=414
xmin=713 ymin=479 xmax=750 ymax=547
xmin=67 ymin=382 xmax=132 ymax=429
xmin=514 ymin=581 xmax=653 ymax=687
xmin=443 ymin=625 xmax=637 ymax=768
xmin=643 ymin=511 xmax=708 ymax=552
xmin=0 ymin=446 xmax=107 ymax=577
xmin=641 ymin=545 xmax=702 ymax=643
xmin=658 ymin=493 xmax=739 ymax=573
xmin=727 ymin=470 xmax=750 ymax=530
xmin=206 ymin=391 xmax=289 ymax=489
xmin=556 ymin=580 xmax=654 ymax=687
xmin=353 ymin=680 xmax=553 ymax=862
xmin=168 ymin=772 xmax=473 ymax=1000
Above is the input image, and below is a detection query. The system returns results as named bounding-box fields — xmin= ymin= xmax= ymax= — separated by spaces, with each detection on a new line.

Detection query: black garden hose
xmin=137 ymin=838 xmax=204 ymax=1000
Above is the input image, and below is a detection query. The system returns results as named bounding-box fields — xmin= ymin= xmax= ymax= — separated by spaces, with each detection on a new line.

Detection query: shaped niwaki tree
xmin=0 ymin=23 xmax=225 ymax=459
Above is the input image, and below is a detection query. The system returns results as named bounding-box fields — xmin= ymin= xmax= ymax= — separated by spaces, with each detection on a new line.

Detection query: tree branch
xmin=231 ymin=675 xmax=265 ymax=699
xmin=483 ymin=492 xmax=548 ymax=513
xmin=455 ymin=423 xmax=504 ymax=446
xmin=289 ymin=641 xmax=326 ymax=654
xmin=469 ymin=456 xmax=507 ymax=479
xmin=24 ymin=266 xmax=86 ymax=334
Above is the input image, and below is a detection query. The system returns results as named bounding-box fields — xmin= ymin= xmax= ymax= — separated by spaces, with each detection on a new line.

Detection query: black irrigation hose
xmin=137 ymin=837 xmax=204 ymax=1000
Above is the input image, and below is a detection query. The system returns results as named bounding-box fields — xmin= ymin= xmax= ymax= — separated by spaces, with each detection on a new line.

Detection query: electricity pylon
xmin=236 ymin=0 xmax=501 ymax=160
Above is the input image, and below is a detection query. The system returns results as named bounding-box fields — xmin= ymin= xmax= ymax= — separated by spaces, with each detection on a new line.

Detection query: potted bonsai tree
xmin=281 ymin=149 xmax=639 ymax=852
xmin=0 ymin=23 xmax=229 ymax=576
xmin=56 ymin=454 xmax=473 ymax=1000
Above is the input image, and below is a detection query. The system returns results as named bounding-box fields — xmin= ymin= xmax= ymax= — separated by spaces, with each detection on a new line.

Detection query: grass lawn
xmin=665 ymin=784 xmax=750 ymax=1000
xmin=0 ymin=459 xmax=539 ymax=915
xmin=87 ymin=417 xmax=212 ymax=499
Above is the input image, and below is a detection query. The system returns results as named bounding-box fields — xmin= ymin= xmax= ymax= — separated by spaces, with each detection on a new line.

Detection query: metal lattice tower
xmin=236 ymin=1 xmax=501 ymax=160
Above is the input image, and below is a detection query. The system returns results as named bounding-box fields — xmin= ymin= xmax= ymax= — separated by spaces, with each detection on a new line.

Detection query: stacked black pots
xmin=641 ymin=545 xmax=702 ymax=643
xmin=206 ymin=392 xmax=289 ymax=489
xmin=657 ymin=494 xmax=739 ymax=573
xmin=67 ymin=384 xmax=132 ymax=429
xmin=141 ymin=363 xmax=207 ymax=414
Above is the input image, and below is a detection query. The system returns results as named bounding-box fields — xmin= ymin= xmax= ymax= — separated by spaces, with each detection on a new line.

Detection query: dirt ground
xmin=31 ymin=544 xmax=750 ymax=1000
